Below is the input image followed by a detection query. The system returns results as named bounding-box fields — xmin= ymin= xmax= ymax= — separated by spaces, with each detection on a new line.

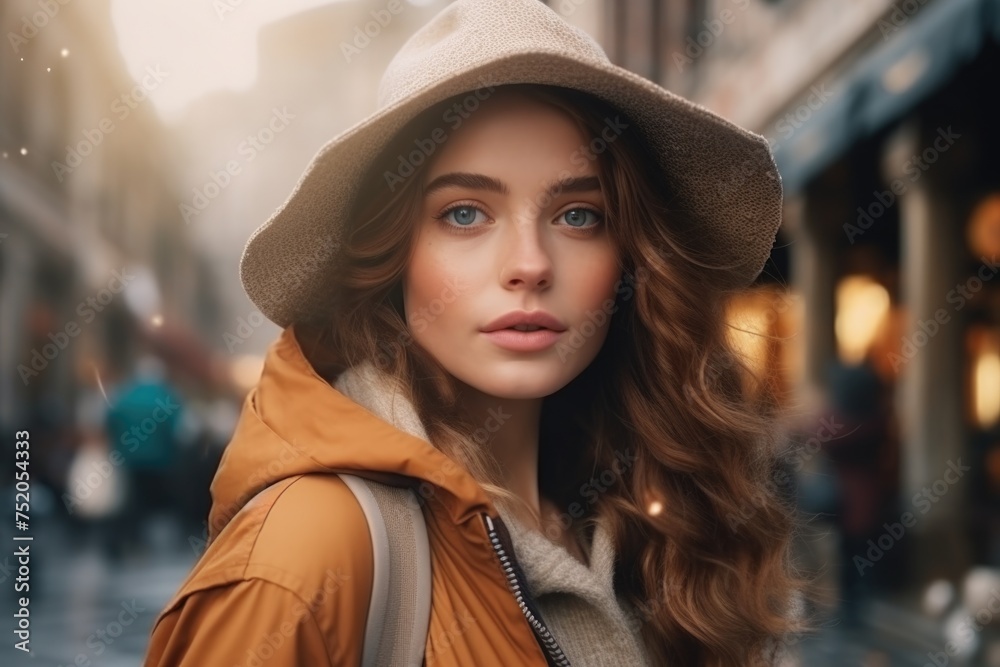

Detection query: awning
xmin=773 ymin=0 xmax=1000 ymax=195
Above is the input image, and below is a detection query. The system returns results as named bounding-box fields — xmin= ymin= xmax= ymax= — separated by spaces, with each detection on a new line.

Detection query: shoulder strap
xmin=338 ymin=473 xmax=432 ymax=667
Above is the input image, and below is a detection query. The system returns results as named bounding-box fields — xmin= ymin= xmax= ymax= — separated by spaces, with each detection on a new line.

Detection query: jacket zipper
xmin=482 ymin=513 xmax=572 ymax=667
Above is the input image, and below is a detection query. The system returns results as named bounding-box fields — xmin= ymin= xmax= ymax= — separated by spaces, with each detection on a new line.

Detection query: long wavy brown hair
xmin=296 ymin=83 xmax=810 ymax=666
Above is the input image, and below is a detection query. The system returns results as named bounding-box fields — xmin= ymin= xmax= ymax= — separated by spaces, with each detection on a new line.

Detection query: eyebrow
xmin=423 ymin=172 xmax=601 ymax=199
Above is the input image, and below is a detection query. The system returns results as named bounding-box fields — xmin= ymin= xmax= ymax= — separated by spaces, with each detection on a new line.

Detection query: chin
xmin=440 ymin=358 xmax=563 ymax=399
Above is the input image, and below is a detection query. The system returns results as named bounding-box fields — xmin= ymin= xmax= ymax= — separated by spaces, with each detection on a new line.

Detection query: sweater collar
xmin=496 ymin=505 xmax=620 ymax=608
xmin=330 ymin=344 xmax=622 ymax=610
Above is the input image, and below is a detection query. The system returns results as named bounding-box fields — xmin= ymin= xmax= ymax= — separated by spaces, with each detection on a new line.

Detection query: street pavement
xmin=0 ymin=516 xmax=937 ymax=666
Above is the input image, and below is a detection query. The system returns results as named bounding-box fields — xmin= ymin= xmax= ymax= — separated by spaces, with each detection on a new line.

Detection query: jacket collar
xmin=207 ymin=324 xmax=496 ymax=543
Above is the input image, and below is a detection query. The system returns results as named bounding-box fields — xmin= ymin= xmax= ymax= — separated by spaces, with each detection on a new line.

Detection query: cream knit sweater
xmin=333 ymin=361 xmax=656 ymax=667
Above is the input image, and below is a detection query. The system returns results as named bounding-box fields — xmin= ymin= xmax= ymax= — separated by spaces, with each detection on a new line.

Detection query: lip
xmin=480 ymin=310 xmax=567 ymax=333
xmin=481 ymin=328 xmax=564 ymax=352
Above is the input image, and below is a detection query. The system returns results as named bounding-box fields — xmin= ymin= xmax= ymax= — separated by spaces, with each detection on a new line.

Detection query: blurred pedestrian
xmin=823 ymin=355 xmax=895 ymax=630
xmin=104 ymin=354 xmax=184 ymax=557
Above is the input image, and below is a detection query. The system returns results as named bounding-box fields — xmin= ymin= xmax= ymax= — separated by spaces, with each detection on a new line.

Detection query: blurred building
xmin=603 ymin=0 xmax=1000 ymax=638
xmin=175 ymin=0 xmax=452 ymax=361
xmin=0 ymin=0 xmax=223 ymax=488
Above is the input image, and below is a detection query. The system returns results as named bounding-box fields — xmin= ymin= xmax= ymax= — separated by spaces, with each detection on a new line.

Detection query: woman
xmin=144 ymin=1 xmax=806 ymax=665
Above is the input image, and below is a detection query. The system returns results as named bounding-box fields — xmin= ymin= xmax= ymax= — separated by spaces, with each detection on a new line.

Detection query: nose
xmin=498 ymin=216 xmax=553 ymax=291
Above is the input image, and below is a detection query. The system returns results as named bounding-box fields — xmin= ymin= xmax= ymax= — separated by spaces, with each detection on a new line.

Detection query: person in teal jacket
xmin=104 ymin=354 xmax=184 ymax=557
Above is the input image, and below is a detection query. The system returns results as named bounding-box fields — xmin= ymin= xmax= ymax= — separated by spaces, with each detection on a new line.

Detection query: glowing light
xmin=835 ymin=275 xmax=890 ymax=365
xmin=60 ymin=48 xmax=69 ymax=57
xmin=967 ymin=193 xmax=1000 ymax=258
xmin=19 ymin=148 xmax=27 ymax=155
xmin=974 ymin=348 xmax=1000 ymax=429
xmin=151 ymin=314 xmax=164 ymax=327
xmin=648 ymin=501 xmax=663 ymax=516
xmin=230 ymin=355 xmax=264 ymax=393
xmin=725 ymin=289 xmax=778 ymax=379
xmin=46 ymin=67 xmax=51 ymax=72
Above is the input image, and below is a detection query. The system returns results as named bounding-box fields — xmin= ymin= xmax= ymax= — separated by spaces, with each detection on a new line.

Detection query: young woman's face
xmin=403 ymin=90 xmax=622 ymax=399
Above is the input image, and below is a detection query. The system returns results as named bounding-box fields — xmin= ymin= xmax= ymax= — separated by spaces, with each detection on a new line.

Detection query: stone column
xmin=786 ymin=192 xmax=838 ymax=398
xmin=884 ymin=118 xmax=968 ymax=583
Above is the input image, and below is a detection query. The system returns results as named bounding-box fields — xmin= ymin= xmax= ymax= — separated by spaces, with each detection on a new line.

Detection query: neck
xmin=450 ymin=376 xmax=590 ymax=565
xmin=455 ymin=380 xmax=544 ymax=526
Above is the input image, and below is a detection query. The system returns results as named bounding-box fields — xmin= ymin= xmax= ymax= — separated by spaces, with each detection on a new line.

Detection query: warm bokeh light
xmin=230 ymin=354 xmax=265 ymax=394
xmin=648 ymin=501 xmax=663 ymax=516
xmin=725 ymin=291 xmax=772 ymax=378
xmin=835 ymin=275 xmax=890 ymax=365
xmin=967 ymin=193 xmax=1000 ymax=258
xmin=974 ymin=346 xmax=1000 ymax=429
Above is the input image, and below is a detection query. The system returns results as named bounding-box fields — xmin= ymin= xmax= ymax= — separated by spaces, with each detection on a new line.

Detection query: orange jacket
xmin=143 ymin=325 xmax=557 ymax=666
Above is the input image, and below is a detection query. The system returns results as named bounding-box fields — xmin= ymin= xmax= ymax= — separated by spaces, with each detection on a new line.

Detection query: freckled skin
xmin=403 ymin=91 xmax=622 ymax=401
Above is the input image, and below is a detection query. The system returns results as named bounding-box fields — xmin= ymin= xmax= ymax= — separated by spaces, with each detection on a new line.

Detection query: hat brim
xmin=240 ymin=52 xmax=783 ymax=327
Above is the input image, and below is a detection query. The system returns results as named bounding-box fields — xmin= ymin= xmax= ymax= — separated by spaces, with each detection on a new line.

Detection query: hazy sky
xmin=110 ymin=0 xmax=349 ymax=123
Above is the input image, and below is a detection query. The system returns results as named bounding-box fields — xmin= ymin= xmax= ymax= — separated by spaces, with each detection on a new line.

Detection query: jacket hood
xmin=206 ymin=324 xmax=495 ymax=544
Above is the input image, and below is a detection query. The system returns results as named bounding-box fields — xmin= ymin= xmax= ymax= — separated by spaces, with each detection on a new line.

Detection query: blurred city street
xmin=0 ymin=514 xmax=941 ymax=666
xmin=3 ymin=0 xmax=1000 ymax=664
xmin=0 ymin=514 xmax=197 ymax=666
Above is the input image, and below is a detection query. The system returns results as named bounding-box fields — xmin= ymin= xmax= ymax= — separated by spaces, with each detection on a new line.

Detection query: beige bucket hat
xmin=240 ymin=0 xmax=783 ymax=327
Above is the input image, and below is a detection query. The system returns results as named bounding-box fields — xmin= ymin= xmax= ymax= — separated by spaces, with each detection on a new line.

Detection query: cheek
xmin=569 ymin=245 xmax=621 ymax=310
xmin=403 ymin=231 xmax=477 ymax=335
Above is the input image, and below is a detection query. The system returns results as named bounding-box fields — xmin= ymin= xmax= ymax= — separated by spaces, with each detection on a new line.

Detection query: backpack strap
xmin=338 ymin=473 xmax=432 ymax=667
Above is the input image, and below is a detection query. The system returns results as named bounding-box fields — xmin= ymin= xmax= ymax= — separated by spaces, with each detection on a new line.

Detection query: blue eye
xmin=561 ymin=207 xmax=603 ymax=228
xmin=440 ymin=205 xmax=486 ymax=227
